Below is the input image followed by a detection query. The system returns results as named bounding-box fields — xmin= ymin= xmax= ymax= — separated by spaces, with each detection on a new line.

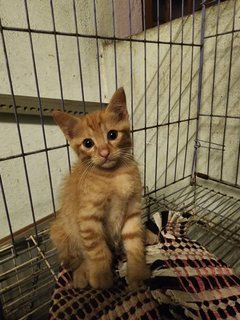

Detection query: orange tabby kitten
xmin=50 ymin=88 xmax=150 ymax=289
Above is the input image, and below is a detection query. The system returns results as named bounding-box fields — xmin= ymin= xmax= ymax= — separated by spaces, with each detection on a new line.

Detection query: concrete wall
xmin=0 ymin=0 xmax=113 ymax=102
xmin=197 ymin=1 xmax=240 ymax=186
xmin=0 ymin=0 xmax=239 ymax=238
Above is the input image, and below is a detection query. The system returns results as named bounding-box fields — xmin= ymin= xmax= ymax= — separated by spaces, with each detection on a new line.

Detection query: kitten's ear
xmin=53 ymin=111 xmax=78 ymax=140
xmin=106 ymin=87 xmax=128 ymax=120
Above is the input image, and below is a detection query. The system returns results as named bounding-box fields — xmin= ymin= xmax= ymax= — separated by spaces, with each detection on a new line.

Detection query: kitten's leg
xmin=121 ymin=199 xmax=151 ymax=288
xmin=50 ymin=219 xmax=82 ymax=270
xmin=74 ymin=216 xmax=113 ymax=289
xmin=73 ymin=260 xmax=88 ymax=288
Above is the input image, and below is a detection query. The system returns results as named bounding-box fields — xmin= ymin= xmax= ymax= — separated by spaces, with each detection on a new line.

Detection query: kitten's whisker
xmin=79 ymin=161 xmax=94 ymax=186
xmin=118 ymin=154 xmax=133 ymax=168
xmin=121 ymin=153 xmax=134 ymax=161
xmin=110 ymin=150 xmax=134 ymax=168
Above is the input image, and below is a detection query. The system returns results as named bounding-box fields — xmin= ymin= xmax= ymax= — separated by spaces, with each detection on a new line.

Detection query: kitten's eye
xmin=83 ymin=138 xmax=94 ymax=148
xmin=107 ymin=130 xmax=118 ymax=140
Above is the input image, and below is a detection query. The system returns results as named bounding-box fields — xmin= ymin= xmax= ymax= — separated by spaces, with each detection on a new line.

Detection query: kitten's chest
xmin=104 ymin=174 xmax=133 ymax=225
xmin=109 ymin=173 xmax=135 ymax=198
xmin=105 ymin=197 xmax=127 ymax=247
xmin=104 ymin=174 xmax=136 ymax=243
xmin=83 ymin=170 xmax=136 ymax=201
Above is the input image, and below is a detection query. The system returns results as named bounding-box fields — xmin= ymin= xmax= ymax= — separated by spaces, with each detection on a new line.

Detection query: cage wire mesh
xmin=0 ymin=0 xmax=240 ymax=319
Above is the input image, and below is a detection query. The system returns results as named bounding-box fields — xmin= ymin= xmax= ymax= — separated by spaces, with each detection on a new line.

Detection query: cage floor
xmin=0 ymin=229 xmax=58 ymax=320
xmin=0 ymin=182 xmax=239 ymax=319
xmin=154 ymin=182 xmax=240 ymax=274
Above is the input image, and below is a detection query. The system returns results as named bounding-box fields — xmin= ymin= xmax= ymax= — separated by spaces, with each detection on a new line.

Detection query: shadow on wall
xmin=0 ymin=113 xmax=56 ymax=125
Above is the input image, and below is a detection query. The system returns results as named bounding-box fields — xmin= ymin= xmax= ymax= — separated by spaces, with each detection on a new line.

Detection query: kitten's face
xmin=53 ymin=88 xmax=132 ymax=169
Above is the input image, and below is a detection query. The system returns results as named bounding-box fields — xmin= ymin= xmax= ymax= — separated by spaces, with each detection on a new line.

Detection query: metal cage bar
xmin=49 ymin=0 xmax=72 ymax=172
xmin=72 ymin=0 xmax=87 ymax=114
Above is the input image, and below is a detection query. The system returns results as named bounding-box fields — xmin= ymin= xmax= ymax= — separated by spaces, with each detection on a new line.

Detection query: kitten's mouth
xmin=100 ymin=158 xmax=117 ymax=169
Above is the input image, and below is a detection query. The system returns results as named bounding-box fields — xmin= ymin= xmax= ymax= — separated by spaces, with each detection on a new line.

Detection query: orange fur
xmin=50 ymin=88 xmax=150 ymax=289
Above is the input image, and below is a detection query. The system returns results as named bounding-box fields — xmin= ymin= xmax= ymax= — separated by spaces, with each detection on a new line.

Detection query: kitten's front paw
xmin=128 ymin=264 xmax=151 ymax=289
xmin=89 ymin=267 xmax=113 ymax=289
xmin=73 ymin=262 xmax=88 ymax=288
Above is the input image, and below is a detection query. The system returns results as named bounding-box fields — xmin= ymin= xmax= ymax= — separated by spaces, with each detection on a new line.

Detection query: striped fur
xmin=50 ymin=88 xmax=150 ymax=289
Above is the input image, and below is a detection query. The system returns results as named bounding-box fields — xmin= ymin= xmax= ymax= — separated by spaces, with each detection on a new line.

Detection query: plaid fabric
xmin=49 ymin=211 xmax=240 ymax=319
xmin=49 ymin=272 xmax=169 ymax=320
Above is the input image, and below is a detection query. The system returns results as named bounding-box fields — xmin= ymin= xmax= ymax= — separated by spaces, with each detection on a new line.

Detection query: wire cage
xmin=0 ymin=0 xmax=239 ymax=319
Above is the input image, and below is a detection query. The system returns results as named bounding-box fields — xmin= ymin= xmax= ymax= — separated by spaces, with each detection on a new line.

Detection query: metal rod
xmin=165 ymin=193 xmax=199 ymax=213
xmin=177 ymin=188 xmax=220 ymax=212
xmin=49 ymin=0 xmax=71 ymax=172
xmin=226 ymin=210 xmax=240 ymax=240
xmin=0 ymin=249 xmax=57 ymax=279
xmin=165 ymin=0 xmax=172 ymax=187
xmin=196 ymin=199 xmax=239 ymax=243
xmin=0 ymin=175 xmax=16 ymax=255
xmin=204 ymin=28 xmax=240 ymax=39
xmin=111 ymin=0 xmax=118 ymax=90
xmin=191 ymin=1 xmax=206 ymax=182
xmin=174 ymin=0 xmax=184 ymax=183
xmin=220 ymin=0 xmax=237 ymax=181
xmin=235 ymin=132 xmax=240 ymax=186
xmin=93 ymin=0 xmax=103 ymax=107
xmin=197 ymin=139 xmax=224 ymax=147
xmin=26 ymin=236 xmax=39 ymax=313
xmin=204 ymin=205 xmax=240 ymax=246
xmin=154 ymin=0 xmax=161 ymax=193
xmin=220 ymin=246 xmax=240 ymax=265
xmin=1 ymin=25 xmax=202 ymax=47
xmin=4 ymin=276 xmax=55 ymax=310
xmin=146 ymin=175 xmax=192 ymax=196
xmin=164 ymin=185 xmax=203 ymax=205
xmin=72 ymin=0 xmax=86 ymax=114
xmin=0 ymin=262 xmax=57 ymax=295
xmin=183 ymin=0 xmax=195 ymax=178
xmin=128 ymin=0 xmax=134 ymax=151
xmin=0 ymin=144 xmax=68 ymax=162
xmin=30 ymin=235 xmax=58 ymax=281
xmin=229 ymin=252 xmax=240 ymax=268
xmin=12 ymin=248 xmax=22 ymax=297
xmin=199 ymin=113 xmax=240 ymax=120
xmin=18 ymin=300 xmax=53 ymax=320
xmin=133 ymin=117 xmax=197 ymax=132
xmin=143 ymin=0 xmax=147 ymax=195
xmin=163 ymin=183 xmax=194 ymax=200
xmin=207 ymin=0 xmax=220 ymax=176
xmin=198 ymin=174 xmax=240 ymax=189
xmin=196 ymin=193 xmax=237 ymax=225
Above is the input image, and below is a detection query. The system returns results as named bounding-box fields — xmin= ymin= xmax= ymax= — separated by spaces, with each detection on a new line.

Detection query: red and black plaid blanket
xmin=49 ymin=211 xmax=240 ymax=319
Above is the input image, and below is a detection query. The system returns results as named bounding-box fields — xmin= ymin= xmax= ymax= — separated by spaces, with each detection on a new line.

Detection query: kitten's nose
xmin=99 ymin=148 xmax=110 ymax=159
